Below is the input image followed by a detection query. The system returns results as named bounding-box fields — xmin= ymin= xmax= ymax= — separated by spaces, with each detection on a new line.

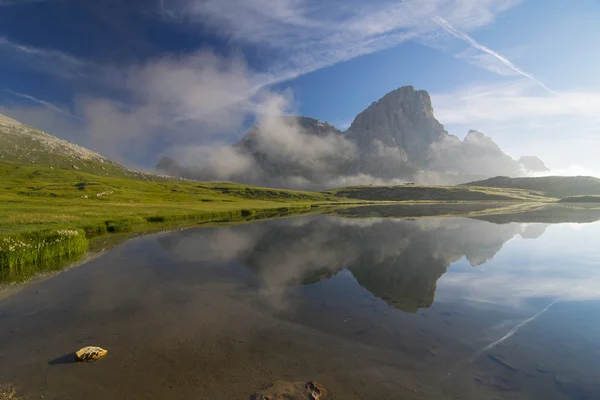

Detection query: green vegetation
xmin=558 ymin=195 xmax=600 ymax=203
xmin=0 ymin=114 xmax=164 ymax=180
xmin=464 ymin=175 xmax=600 ymax=198
xmin=0 ymin=161 xmax=348 ymax=281
xmin=326 ymin=184 xmax=553 ymax=202
xmin=0 ymin=229 xmax=87 ymax=282
xmin=0 ymin=161 xmax=340 ymax=236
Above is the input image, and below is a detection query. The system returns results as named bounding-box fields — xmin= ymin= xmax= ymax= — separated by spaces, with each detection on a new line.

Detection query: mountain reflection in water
xmin=157 ymin=215 xmax=549 ymax=313
xmin=2 ymin=205 xmax=600 ymax=400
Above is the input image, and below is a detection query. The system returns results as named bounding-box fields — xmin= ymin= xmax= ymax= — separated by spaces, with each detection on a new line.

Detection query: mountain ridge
xmin=159 ymin=85 xmax=546 ymax=188
xmin=0 ymin=112 xmax=174 ymax=181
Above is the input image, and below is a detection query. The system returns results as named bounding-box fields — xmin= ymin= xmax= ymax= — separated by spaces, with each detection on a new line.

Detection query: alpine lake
xmin=1 ymin=203 xmax=600 ymax=400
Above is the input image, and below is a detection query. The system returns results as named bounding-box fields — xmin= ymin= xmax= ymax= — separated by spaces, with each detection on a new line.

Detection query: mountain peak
xmin=518 ymin=155 xmax=550 ymax=172
xmin=465 ymin=129 xmax=486 ymax=139
xmin=349 ymin=86 xmax=435 ymax=132
xmin=166 ymin=85 xmax=548 ymax=187
xmin=346 ymin=85 xmax=445 ymax=167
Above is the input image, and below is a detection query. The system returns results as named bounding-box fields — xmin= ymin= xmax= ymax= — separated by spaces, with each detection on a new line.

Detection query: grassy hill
xmin=0 ymin=113 xmax=344 ymax=239
xmin=464 ymin=175 xmax=600 ymax=198
xmin=0 ymin=161 xmax=340 ymax=236
xmin=326 ymin=184 xmax=553 ymax=202
xmin=0 ymin=113 xmax=164 ymax=180
xmin=0 ymin=161 xmax=346 ymax=281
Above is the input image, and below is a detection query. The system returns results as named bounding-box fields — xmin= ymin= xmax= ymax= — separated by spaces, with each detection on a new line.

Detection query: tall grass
xmin=0 ymin=229 xmax=88 ymax=282
xmin=0 ymin=205 xmax=318 ymax=283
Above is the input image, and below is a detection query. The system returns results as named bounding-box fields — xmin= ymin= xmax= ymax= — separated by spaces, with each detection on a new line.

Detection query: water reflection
xmin=2 ymin=206 xmax=600 ymax=399
xmin=157 ymin=216 xmax=554 ymax=313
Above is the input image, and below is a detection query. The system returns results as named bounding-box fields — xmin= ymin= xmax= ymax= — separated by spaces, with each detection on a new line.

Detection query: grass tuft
xmin=0 ymin=229 xmax=88 ymax=282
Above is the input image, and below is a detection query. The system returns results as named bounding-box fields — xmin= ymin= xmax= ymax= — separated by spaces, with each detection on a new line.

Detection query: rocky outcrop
xmin=346 ymin=86 xmax=446 ymax=167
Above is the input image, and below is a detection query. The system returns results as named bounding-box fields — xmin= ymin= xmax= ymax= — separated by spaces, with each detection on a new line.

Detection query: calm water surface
xmin=1 ymin=208 xmax=599 ymax=399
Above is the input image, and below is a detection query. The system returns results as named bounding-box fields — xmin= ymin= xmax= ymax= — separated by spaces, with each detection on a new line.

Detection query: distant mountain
xmin=518 ymin=156 xmax=549 ymax=173
xmin=464 ymin=175 xmax=600 ymax=198
xmin=0 ymin=113 xmax=160 ymax=180
xmin=160 ymin=86 xmax=547 ymax=187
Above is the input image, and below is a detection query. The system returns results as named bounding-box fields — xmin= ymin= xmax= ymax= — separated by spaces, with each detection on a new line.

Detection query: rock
xmin=75 ymin=346 xmax=108 ymax=362
xmin=251 ymin=380 xmax=327 ymax=400
xmin=71 ymin=164 xmax=79 ymax=170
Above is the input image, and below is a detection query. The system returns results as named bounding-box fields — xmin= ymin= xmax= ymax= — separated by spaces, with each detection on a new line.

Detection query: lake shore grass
xmin=0 ymin=162 xmax=359 ymax=280
xmin=0 ymin=229 xmax=87 ymax=282
xmin=0 ymin=160 xmax=567 ymax=283
xmin=0 ymin=161 xmax=352 ymax=236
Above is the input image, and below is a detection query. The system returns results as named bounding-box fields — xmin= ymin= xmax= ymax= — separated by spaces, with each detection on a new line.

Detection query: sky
xmin=1 ymin=0 xmax=600 ymax=175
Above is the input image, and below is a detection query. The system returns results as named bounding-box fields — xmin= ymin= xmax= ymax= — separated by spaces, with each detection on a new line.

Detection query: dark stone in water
xmin=251 ymin=380 xmax=327 ymax=400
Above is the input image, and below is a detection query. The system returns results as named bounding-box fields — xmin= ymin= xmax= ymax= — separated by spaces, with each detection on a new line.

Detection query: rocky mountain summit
xmin=158 ymin=86 xmax=547 ymax=187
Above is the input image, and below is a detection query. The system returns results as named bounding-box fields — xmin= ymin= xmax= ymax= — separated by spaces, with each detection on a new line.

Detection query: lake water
xmin=1 ymin=206 xmax=600 ymax=399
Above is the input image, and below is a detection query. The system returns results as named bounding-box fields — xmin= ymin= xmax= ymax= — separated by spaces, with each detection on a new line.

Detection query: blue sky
xmin=1 ymin=0 xmax=600 ymax=174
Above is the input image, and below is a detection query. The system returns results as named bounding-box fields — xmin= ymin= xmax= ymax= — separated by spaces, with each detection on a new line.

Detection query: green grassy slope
xmin=326 ymin=185 xmax=553 ymax=202
xmin=0 ymin=161 xmax=340 ymax=236
xmin=464 ymin=176 xmax=600 ymax=198
xmin=0 ymin=113 xmax=164 ymax=180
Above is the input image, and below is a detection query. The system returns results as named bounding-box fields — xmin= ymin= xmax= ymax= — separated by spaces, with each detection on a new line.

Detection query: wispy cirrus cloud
xmin=4 ymin=89 xmax=82 ymax=121
xmin=455 ymin=48 xmax=520 ymax=77
xmin=2 ymin=1 xmax=524 ymax=89
xmin=433 ymin=16 xmax=556 ymax=95
xmin=0 ymin=36 xmax=121 ymax=89
xmin=433 ymin=81 xmax=600 ymax=124
xmin=166 ymin=0 xmax=523 ymax=83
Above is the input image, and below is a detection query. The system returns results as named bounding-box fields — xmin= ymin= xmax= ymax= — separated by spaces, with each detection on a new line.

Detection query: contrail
xmin=467 ymin=299 xmax=558 ymax=363
xmin=441 ymin=299 xmax=559 ymax=381
xmin=4 ymin=89 xmax=84 ymax=121
xmin=433 ymin=16 xmax=557 ymax=96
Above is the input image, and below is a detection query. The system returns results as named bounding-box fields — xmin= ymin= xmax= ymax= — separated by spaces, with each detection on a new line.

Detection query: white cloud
xmin=433 ymin=81 xmax=600 ymax=124
xmin=432 ymin=81 xmax=600 ymax=173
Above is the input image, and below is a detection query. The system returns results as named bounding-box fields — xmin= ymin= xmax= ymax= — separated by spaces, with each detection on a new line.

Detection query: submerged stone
xmin=251 ymin=380 xmax=327 ymax=400
xmin=75 ymin=346 xmax=108 ymax=362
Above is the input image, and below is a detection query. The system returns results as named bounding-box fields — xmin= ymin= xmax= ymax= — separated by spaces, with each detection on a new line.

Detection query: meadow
xmin=0 ymin=160 xmax=563 ymax=282
xmin=0 ymin=162 xmax=349 ymax=281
